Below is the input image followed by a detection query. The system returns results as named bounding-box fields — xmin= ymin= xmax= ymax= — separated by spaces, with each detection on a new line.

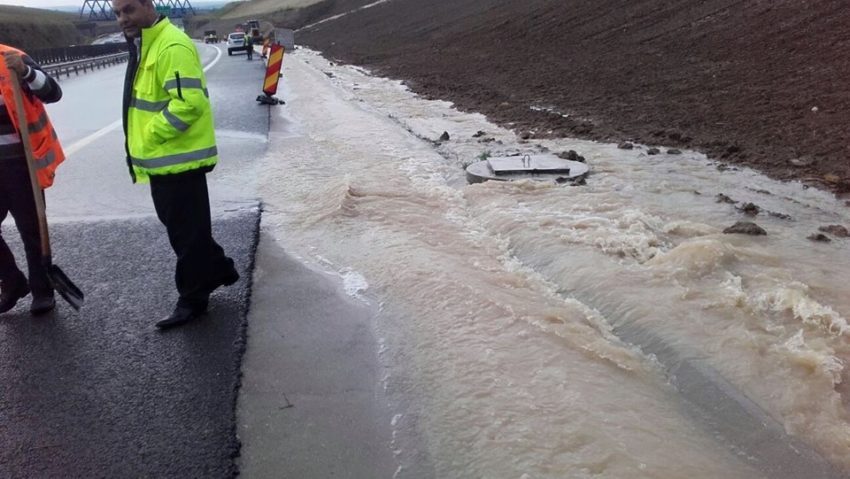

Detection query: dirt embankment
xmin=296 ymin=0 xmax=850 ymax=197
xmin=0 ymin=6 xmax=86 ymax=51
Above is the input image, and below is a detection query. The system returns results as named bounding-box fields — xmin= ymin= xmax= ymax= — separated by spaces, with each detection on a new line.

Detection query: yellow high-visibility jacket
xmin=124 ymin=17 xmax=217 ymax=183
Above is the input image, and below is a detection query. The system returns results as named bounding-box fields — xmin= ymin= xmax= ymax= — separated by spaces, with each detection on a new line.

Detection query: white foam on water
xmin=340 ymin=268 xmax=370 ymax=302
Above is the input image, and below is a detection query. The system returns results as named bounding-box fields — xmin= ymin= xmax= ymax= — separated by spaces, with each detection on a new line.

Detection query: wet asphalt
xmin=0 ymin=43 xmax=269 ymax=477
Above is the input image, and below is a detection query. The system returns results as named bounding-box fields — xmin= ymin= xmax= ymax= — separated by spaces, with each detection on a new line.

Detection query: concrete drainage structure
xmin=466 ymin=154 xmax=590 ymax=184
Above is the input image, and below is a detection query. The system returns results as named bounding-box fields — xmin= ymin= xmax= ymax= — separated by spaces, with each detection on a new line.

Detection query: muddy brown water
xmin=258 ymin=50 xmax=850 ymax=478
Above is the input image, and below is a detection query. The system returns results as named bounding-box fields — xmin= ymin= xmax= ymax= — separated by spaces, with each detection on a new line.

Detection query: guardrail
xmin=43 ymin=52 xmax=130 ymax=80
xmin=30 ymin=44 xmax=129 ymax=65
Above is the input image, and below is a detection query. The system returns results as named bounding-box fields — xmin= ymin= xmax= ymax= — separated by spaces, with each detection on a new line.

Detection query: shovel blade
xmin=47 ymin=264 xmax=84 ymax=310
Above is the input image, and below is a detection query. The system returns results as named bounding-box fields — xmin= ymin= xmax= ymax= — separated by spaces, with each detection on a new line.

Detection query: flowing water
xmin=258 ymin=48 xmax=850 ymax=478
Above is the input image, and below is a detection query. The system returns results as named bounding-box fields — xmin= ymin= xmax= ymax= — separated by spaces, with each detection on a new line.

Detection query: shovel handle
xmin=8 ymin=69 xmax=52 ymax=260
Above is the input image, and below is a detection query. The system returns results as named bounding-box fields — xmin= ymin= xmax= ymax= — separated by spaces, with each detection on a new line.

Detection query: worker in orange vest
xmin=261 ymin=33 xmax=272 ymax=59
xmin=0 ymin=45 xmax=65 ymax=315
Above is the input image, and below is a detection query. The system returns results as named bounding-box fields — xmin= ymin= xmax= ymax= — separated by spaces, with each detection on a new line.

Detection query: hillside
xmin=0 ymin=5 xmax=85 ymax=51
xmin=186 ymin=0 xmax=370 ymax=39
xmin=218 ymin=0 xmax=322 ymax=20
xmin=296 ymin=0 xmax=850 ymax=197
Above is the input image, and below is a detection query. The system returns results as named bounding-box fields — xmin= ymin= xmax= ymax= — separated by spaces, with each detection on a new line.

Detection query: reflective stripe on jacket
xmin=126 ymin=17 xmax=217 ymax=183
xmin=0 ymin=45 xmax=65 ymax=189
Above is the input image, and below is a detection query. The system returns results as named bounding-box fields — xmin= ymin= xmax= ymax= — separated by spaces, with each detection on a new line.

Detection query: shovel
xmin=9 ymin=70 xmax=84 ymax=310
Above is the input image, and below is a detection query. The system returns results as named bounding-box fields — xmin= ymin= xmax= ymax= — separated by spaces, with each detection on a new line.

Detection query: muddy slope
xmin=297 ymin=0 xmax=850 ymax=195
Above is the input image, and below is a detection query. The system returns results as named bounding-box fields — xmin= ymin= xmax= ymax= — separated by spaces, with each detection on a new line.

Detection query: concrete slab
xmin=236 ymin=231 xmax=396 ymax=478
xmin=466 ymin=154 xmax=589 ymax=184
xmin=488 ymin=154 xmax=572 ymax=174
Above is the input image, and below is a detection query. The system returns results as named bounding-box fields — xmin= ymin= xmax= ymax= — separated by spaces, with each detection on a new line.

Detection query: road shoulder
xmin=236 ymin=230 xmax=397 ymax=478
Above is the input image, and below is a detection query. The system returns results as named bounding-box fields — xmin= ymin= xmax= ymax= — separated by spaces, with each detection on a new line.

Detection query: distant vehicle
xmin=203 ymin=30 xmax=218 ymax=44
xmin=245 ymin=19 xmax=262 ymax=45
xmin=226 ymin=32 xmax=250 ymax=56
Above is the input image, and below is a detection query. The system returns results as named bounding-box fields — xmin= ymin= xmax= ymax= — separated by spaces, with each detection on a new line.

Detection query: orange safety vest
xmin=0 ymin=44 xmax=65 ymax=189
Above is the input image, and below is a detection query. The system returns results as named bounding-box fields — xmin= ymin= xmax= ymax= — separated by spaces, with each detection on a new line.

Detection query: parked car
xmin=226 ymin=32 xmax=250 ymax=56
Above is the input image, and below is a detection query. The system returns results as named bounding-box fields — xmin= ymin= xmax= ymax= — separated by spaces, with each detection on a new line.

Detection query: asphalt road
xmin=0 ymin=43 xmax=268 ymax=477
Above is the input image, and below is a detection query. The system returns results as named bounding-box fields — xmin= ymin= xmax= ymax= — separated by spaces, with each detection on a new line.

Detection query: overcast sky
xmin=2 ymin=0 xmax=79 ymax=8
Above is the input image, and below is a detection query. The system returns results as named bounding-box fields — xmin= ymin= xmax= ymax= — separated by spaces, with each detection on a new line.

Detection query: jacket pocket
xmin=134 ymin=62 xmax=158 ymax=97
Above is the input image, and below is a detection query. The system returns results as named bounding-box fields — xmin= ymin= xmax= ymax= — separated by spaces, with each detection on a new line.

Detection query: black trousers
xmin=0 ymin=163 xmax=51 ymax=295
xmin=150 ymin=171 xmax=235 ymax=310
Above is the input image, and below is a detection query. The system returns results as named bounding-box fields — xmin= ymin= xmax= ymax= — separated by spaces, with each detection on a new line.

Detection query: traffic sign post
xmin=257 ymin=44 xmax=285 ymax=105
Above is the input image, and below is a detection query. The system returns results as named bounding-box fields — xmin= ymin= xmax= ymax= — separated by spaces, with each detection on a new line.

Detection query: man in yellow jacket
xmin=113 ymin=0 xmax=239 ymax=329
xmin=0 ymin=46 xmax=65 ymax=316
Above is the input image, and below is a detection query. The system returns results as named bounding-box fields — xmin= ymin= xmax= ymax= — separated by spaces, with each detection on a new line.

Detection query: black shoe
xmin=30 ymin=294 xmax=56 ymax=316
xmin=0 ymin=275 xmax=30 ymax=314
xmin=206 ymin=267 xmax=240 ymax=294
xmin=156 ymin=305 xmax=207 ymax=330
xmin=220 ymin=268 xmax=240 ymax=286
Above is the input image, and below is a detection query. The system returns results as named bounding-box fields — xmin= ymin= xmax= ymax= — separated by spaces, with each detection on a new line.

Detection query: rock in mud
xmin=557 ymin=176 xmax=587 ymax=186
xmin=818 ymin=225 xmax=849 ymax=237
xmin=716 ymin=193 xmax=736 ymax=204
xmin=667 ymin=149 xmax=682 ymax=155
xmin=723 ymin=222 xmax=767 ymax=235
xmin=647 ymin=147 xmax=661 ymax=155
xmin=557 ymin=150 xmax=586 ymax=163
xmin=738 ymin=202 xmax=760 ymax=216
xmin=617 ymin=141 xmax=634 ymax=150
xmin=807 ymin=233 xmax=832 ymax=242
xmin=723 ymin=144 xmax=741 ymax=157
xmin=768 ymin=211 xmax=792 ymax=220
xmin=439 ymin=131 xmax=450 ymax=141
xmin=789 ymin=157 xmax=813 ymax=167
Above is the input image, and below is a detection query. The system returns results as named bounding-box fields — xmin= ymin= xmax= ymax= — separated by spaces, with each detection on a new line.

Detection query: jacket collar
xmin=139 ymin=15 xmax=170 ymax=59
